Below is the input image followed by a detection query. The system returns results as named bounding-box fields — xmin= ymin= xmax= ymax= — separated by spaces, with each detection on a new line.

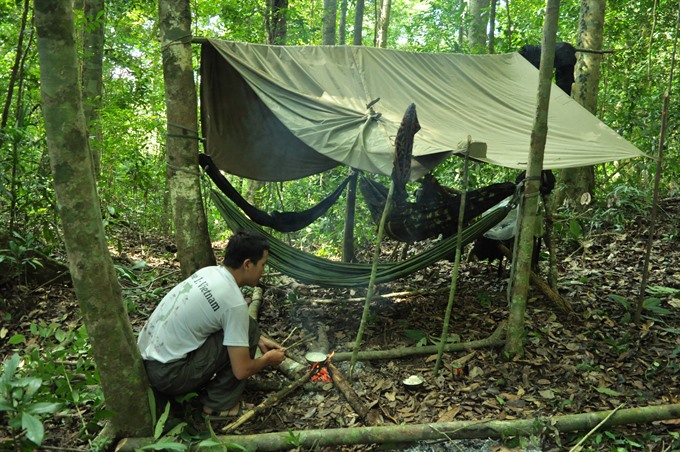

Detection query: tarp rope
xmin=211 ymin=188 xmax=518 ymax=288
xmin=199 ymin=153 xmax=355 ymax=232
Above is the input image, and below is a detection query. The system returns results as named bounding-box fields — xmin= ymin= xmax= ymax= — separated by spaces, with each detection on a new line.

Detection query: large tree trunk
xmin=376 ymin=0 xmax=391 ymax=48
xmin=353 ymin=0 xmax=365 ymax=45
xmin=267 ymin=0 xmax=288 ymax=45
xmin=118 ymin=403 xmax=680 ymax=451
xmin=34 ymin=0 xmax=152 ymax=437
xmin=554 ymin=0 xmax=604 ymax=208
xmin=505 ymin=0 xmax=560 ymax=358
xmin=323 ymin=0 xmax=337 ymax=45
xmin=158 ymin=0 xmax=215 ymax=278
xmin=81 ymin=0 xmax=105 ymax=177
xmin=467 ymin=0 xmax=490 ymax=53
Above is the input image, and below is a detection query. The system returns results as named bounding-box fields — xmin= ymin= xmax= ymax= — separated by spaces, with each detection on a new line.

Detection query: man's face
xmin=245 ymin=250 xmax=269 ymax=286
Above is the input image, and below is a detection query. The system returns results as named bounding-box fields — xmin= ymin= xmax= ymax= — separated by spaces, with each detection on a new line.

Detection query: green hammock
xmin=211 ymin=189 xmax=515 ymax=288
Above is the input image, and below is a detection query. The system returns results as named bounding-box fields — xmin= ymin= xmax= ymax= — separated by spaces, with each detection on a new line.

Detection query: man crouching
xmin=138 ymin=230 xmax=285 ymax=416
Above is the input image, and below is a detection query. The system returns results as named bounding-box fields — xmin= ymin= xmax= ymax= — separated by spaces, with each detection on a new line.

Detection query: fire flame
xmin=309 ymin=351 xmax=335 ymax=383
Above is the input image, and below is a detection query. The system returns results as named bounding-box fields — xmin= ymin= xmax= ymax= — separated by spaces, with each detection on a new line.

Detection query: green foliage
xmin=0 ymin=231 xmax=44 ymax=285
xmin=607 ymin=287 xmax=676 ymax=322
xmin=0 ymin=354 xmax=62 ymax=448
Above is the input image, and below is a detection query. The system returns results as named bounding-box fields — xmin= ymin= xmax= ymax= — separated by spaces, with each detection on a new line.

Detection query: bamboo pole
xmin=116 ymin=403 xmax=680 ymax=451
xmin=350 ymin=103 xmax=418 ymax=378
xmin=349 ymin=181 xmax=393 ymax=378
xmin=434 ymin=137 xmax=471 ymax=375
xmin=334 ymin=322 xmax=506 ymax=362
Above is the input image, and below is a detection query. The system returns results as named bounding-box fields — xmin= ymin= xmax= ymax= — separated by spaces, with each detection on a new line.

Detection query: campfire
xmin=307 ymin=351 xmax=335 ymax=383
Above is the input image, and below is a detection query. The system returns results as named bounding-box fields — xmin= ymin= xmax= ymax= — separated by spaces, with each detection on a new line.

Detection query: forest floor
xmin=1 ymin=200 xmax=679 ymax=451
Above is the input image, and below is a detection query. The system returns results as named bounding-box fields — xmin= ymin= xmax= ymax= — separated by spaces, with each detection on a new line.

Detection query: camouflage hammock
xmin=211 ymin=188 xmax=516 ymax=288
xmin=360 ymin=176 xmax=518 ymax=243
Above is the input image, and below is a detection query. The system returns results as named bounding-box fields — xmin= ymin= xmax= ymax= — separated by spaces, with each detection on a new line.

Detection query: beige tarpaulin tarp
xmin=200 ymin=39 xmax=647 ymax=182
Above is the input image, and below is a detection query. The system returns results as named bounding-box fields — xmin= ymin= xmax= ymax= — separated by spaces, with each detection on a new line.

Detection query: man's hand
xmin=259 ymin=336 xmax=285 ymax=367
xmin=258 ymin=335 xmax=283 ymax=353
xmin=263 ymin=348 xmax=286 ymax=367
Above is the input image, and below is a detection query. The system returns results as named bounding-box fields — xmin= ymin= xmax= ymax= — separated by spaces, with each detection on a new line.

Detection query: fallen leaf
xmin=469 ymin=366 xmax=484 ymax=378
xmin=436 ymin=406 xmax=461 ymax=422
xmin=539 ymin=389 xmax=555 ymax=399
xmin=596 ymin=387 xmax=623 ymax=396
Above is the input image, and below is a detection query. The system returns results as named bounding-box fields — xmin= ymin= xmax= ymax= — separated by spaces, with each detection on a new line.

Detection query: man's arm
xmin=227 ymin=345 xmax=285 ymax=380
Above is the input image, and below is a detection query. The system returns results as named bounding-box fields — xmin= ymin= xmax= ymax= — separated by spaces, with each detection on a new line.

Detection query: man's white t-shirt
xmin=138 ymin=265 xmax=250 ymax=363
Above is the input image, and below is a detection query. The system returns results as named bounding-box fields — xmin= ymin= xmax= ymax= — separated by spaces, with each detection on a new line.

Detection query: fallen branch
xmin=329 ymin=363 xmax=381 ymax=426
xmin=498 ymin=244 xmax=572 ymax=313
xmin=115 ymin=403 xmax=680 ymax=451
xmin=332 ymin=322 xmax=506 ymax=363
xmin=220 ymin=370 xmax=312 ymax=432
xmin=248 ymin=287 xmax=264 ymax=318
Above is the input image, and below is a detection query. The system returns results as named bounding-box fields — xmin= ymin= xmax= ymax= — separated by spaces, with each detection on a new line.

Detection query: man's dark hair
xmin=222 ymin=230 xmax=270 ymax=268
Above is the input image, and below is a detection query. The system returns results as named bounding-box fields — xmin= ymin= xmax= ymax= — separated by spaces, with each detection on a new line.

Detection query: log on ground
xmin=332 ymin=321 xmax=506 ymax=362
xmin=115 ymin=403 xmax=680 ymax=451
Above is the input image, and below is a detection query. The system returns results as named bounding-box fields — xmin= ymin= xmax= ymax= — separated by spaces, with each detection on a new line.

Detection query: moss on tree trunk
xmin=34 ymin=0 xmax=152 ymax=437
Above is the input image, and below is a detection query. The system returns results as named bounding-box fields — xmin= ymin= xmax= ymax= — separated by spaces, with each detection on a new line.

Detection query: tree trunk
xmin=81 ymin=0 xmax=105 ymax=177
xmin=338 ymin=0 xmax=348 ymax=44
xmin=6 ymin=0 xmax=33 ymax=235
xmin=467 ymin=0 xmax=490 ymax=53
xmin=118 ymin=403 xmax=680 ymax=451
xmin=0 ymin=0 xmax=30 ymax=146
xmin=353 ymin=0 xmax=365 ymax=45
xmin=34 ymin=0 xmax=152 ymax=437
xmin=505 ymin=0 xmax=560 ymax=358
xmin=267 ymin=0 xmax=288 ymax=45
xmin=323 ymin=0 xmax=337 ymax=45
xmin=376 ymin=0 xmax=391 ymax=48
xmin=554 ymin=0 xmax=604 ymax=208
xmin=158 ymin=0 xmax=215 ymax=278
xmin=488 ymin=0 xmax=497 ymax=53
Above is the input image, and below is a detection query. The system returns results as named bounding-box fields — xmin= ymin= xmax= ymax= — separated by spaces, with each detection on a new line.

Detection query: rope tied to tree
xmin=166 ymin=162 xmax=201 ymax=176
xmin=166 ymin=122 xmax=204 ymax=142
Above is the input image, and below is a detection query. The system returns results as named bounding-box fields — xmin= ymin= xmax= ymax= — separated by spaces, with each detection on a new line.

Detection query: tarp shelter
xmin=200 ymin=39 xmax=646 ymax=182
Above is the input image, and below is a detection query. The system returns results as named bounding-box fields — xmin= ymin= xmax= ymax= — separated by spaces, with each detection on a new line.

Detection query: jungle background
xmin=0 ymin=0 xmax=679 ymax=450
